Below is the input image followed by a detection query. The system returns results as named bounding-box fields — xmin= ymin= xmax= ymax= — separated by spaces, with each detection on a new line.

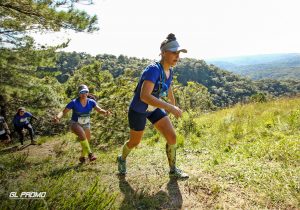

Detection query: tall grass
xmin=176 ymin=97 xmax=300 ymax=208
xmin=0 ymin=97 xmax=299 ymax=209
xmin=0 ymin=136 xmax=116 ymax=210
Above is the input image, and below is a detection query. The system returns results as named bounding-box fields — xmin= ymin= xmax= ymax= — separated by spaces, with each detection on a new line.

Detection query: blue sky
xmin=35 ymin=0 xmax=300 ymax=60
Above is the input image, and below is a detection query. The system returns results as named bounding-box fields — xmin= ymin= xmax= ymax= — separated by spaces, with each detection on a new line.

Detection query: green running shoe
xmin=169 ymin=167 xmax=189 ymax=179
xmin=117 ymin=155 xmax=126 ymax=175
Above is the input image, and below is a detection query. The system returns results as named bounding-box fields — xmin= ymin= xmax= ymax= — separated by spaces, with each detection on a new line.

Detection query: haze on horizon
xmin=34 ymin=0 xmax=300 ymax=60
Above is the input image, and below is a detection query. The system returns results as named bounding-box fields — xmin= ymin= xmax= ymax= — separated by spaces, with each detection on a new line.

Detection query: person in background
xmin=13 ymin=107 xmax=37 ymax=145
xmin=54 ymin=84 xmax=111 ymax=163
xmin=117 ymin=33 xmax=189 ymax=178
xmin=0 ymin=113 xmax=11 ymax=145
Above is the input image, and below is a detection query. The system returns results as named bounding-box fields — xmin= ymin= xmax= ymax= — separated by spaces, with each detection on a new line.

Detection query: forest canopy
xmin=0 ymin=0 xmax=98 ymax=48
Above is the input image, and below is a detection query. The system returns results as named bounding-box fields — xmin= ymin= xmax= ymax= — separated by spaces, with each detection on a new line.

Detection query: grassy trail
xmin=0 ymin=139 xmax=261 ymax=209
xmin=0 ymin=97 xmax=299 ymax=209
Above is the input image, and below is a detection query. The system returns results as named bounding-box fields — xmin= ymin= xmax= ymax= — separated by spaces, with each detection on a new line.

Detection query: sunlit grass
xmin=176 ymin=97 xmax=300 ymax=208
xmin=0 ymin=97 xmax=299 ymax=209
xmin=0 ymin=135 xmax=116 ymax=210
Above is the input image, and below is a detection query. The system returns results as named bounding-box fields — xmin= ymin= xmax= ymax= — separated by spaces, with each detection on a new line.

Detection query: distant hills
xmin=37 ymin=52 xmax=299 ymax=107
xmin=206 ymin=53 xmax=300 ymax=80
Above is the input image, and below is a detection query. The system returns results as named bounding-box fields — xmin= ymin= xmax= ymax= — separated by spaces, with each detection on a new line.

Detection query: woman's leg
xmin=70 ymin=122 xmax=86 ymax=140
xmin=153 ymin=116 xmax=176 ymax=144
xmin=153 ymin=116 xmax=177 ymax=169
xmin=24 ymin=124 xmax=35 ymax=144
xmin=83 ymin=128 xmax=96 ymax=161
xmin=117 ymin=129 xmax=144 ymax=175
xmin=15 ymin=126 xmax=24 ymax=145
xmin=154 ymin=116 xmax=188 ymax=178
xmin=70 ymin=123 xmax=91 ymax=159
xmin=118 ymin=109 xmax=146 ymax=174
xmin=118 ymin=129 xmax=144 ymax=175
xmin=122 ymin=129 xmax=144 ymax=159
xmin=122 ymin=109 xmax=147 ymax=160
xmin=84 ymin=128 xmax=91 ymax=141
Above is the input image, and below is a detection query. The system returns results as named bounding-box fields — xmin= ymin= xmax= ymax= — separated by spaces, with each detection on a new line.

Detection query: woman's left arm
xmin=94 ymin=105 xmax=111 ymax=116
xmin=167 ymin=85 xmax=175 ymax=106
xmin=31 ymin=114 xmax=38 ymax=121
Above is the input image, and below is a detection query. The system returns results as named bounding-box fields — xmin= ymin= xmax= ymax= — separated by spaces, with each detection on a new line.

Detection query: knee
xmin=76 ymin=132 xmax=87 ymax=141
xmin=127 ymin=139 xmax=141 ymax=148
xmin=28 ymin=127 xmax=34 ymax=133
xmin=77 ymin=134 xmax=86 ymax=141
xmin=167 ymin=132 xmax=177 ymax=145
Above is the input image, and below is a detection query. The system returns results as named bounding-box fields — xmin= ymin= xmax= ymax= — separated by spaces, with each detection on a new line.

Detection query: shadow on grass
xmin=0 ymin=143 xmax=32 ymax=155
xmin=47 ymin=164 xmax=83 ymax=178
xmin=0 ymin=145 xmax=19 ymax=155
xmin=118 ymin=175 xmax=183 ymax=209
xmin=166 ymin=177 xmax=183 ymax=209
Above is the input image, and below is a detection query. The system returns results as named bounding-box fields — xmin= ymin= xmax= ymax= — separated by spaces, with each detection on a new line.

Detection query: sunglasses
xmin=79 ymin=91 xmax=89 ymax=94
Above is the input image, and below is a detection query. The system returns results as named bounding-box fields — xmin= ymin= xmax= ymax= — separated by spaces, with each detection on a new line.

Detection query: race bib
xmin=78 ymin=116 xmax=90 ymax=124
xmin=146 ymin=105 xmax=156 ymax=112
xmin=20 ymin=118 xmax=27 ymax=123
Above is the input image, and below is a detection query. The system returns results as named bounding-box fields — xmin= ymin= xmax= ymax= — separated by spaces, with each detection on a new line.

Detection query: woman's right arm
xmin=54 ymin=108 xmax=70 ymax=123
xmin=140 ymin=81 xmax=182 ymax=118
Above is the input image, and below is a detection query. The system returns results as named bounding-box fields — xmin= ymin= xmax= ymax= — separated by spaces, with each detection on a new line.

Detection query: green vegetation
xmin=1 ymin=97 xmax=299 ymax=209
xmin=0 ymin=0 xmax=99 ymax=135
xmin=0 ymin=0 xmax=98 ymax=48
xmin=1 ymin=2 xmax=299 ymax=209
xmin=0 ymin=135 xmax=116 ymax=209
xmin=49 ymin=52 xmax=300 ymax=107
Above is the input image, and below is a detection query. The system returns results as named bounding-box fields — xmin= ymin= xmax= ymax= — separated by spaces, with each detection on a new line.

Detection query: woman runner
xmin=13 ymin=107 xmax=37 ymax=145
xmin=117 ymin=33 xmax=189 ymax=178
xmin=54 ymin=84 xmax=111 ymax=163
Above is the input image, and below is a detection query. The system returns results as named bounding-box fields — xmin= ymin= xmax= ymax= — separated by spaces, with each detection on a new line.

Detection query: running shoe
xmin=117 ymin=155 xmax=126 ymax=175
xmin=169 ymin=167 xmax=189 ymax=179
xmin=88 ymin=153 xmax=97 ymax=161
xmin=79 ymin=156 xmax=86 ymax=164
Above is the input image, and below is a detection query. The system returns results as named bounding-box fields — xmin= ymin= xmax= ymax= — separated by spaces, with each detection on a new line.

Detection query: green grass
xmin=0 ymin=135 xmax=116 ymax=210
xmin=176 ymin=97 xmax=300 ymax=208
xmin=0 ymin=97 xmax=299 ymax=209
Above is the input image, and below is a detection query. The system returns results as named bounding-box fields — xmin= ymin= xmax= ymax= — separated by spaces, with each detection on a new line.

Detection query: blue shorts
xmin=128 ymin=108 xmax=167 ymax=131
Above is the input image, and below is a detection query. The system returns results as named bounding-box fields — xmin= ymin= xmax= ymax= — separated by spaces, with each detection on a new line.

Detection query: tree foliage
xmin=174 ymin=81 xmax=215 ymax=113
xmin=0 ymin=0 xmax=99 ymax=136
xmin=0 ymin=0 xmax=98 ymax=48
xmin=64 ymin=62 xmax=136 ymax=144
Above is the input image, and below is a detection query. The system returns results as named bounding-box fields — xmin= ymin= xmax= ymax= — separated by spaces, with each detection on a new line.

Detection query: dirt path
xmin=0 ymin=140 xmax=58 ymax=159
xmin=18 ymin=141 xmax=57 ymax=158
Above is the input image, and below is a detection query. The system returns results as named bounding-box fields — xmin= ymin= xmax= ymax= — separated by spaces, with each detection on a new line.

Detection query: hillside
xmin=1 ymin=51 xmax=299 ymax=142
xmin=1 ymin=97 xmax=299 ymax=209
xmin=43 ymin=52 xmax=300 ymax=107
xmin=1 ymin=2 xmax=299 ymax=209
xmin=206 ymin=53 xmax=300 ymax=80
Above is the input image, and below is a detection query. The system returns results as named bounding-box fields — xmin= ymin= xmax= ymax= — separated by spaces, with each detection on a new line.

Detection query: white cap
xmin=160 ymin=40 xmax=187 ymax=53
xmin=78 ymin=84 xmax=89 ymax=94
